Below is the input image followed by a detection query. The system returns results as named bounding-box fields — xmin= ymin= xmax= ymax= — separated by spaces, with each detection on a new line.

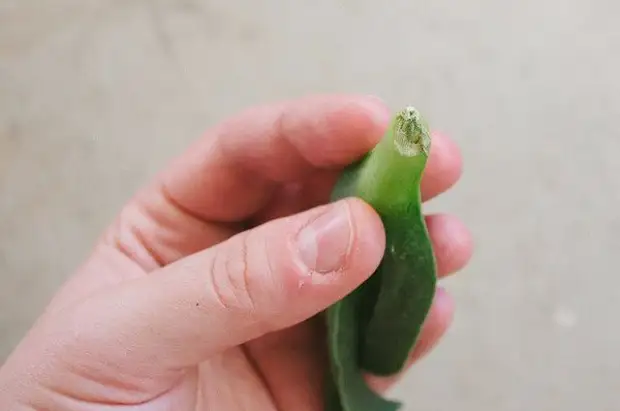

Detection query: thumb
xmin=69 ymin=198 xmax=385 ymax=370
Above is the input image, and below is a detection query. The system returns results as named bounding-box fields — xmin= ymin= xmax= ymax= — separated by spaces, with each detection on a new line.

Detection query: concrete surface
xmin=1 ymin=1 xmax=619 ymax=410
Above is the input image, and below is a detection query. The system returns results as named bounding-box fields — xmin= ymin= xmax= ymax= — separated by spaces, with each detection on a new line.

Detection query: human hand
xmin=0 ymin=95 xmax=473 ymax=410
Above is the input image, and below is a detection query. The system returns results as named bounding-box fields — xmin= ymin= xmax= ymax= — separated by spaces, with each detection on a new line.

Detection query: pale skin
xmin=0 ymin=94 xmax=473 ymax=410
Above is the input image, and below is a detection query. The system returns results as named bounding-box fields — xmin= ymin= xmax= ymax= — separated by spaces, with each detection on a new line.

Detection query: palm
xmin=127 ymin=315 xmax=328 ymax=410
xmin=192 ymin=322 xmax=327 ymax=411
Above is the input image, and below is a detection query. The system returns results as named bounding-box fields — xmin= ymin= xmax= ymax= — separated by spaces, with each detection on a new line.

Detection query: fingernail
xmin=297 ymin=202 xmax=352 ymax=274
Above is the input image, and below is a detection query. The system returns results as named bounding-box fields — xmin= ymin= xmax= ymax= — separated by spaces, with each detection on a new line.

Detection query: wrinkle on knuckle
xmin=209 ymin=232 xmax=259 ymax=314
xmin=269 ymin=108 xmax=310 ymax=182
xmin=209 ymin=250 xmax=228 ymax=310
xmin=104 ymin=202 xmax=168 ymax=272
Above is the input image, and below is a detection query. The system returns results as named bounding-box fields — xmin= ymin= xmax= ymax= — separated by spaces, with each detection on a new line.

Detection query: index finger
xmin=155 ymin=94 xmax=391 ymax=223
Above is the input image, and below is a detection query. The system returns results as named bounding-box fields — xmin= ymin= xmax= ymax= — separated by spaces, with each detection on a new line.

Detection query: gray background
xmin=1 ymin=1 xmax=618 ymax=410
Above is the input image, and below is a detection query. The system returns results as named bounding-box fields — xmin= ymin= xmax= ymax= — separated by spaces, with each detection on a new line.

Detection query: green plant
xmin=325 ymin=106 xmax=437 ymax=411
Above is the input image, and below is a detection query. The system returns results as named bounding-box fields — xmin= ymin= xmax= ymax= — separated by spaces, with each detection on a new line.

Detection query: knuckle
xmin=210 ymin=232 xmax=257 ymax=313
xmin=104 ymin=202 xmax=168 ymax=271
xmin=208 ymin=229 xmax=299 ymax=330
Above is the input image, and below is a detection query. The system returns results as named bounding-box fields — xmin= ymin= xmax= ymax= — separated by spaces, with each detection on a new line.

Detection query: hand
xmin=0 ymin=95 xmax=473 ymax=410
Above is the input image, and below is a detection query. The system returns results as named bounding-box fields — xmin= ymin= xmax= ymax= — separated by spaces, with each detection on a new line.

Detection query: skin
xmin=0 ymin=94 xmax=473 ymax=411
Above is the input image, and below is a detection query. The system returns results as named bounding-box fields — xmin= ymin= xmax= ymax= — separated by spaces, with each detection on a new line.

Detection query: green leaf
xmin=324 ymin=106 xmax=437 ymax=411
